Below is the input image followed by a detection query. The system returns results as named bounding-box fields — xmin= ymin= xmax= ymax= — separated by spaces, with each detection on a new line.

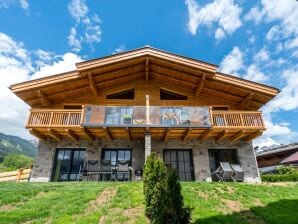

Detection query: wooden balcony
xmin=26 ymin=107 xmax=265 ymax=142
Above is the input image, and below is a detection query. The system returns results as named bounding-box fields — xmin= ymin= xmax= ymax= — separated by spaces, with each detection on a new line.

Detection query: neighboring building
xmin=257 ymin=143 xmax=298 ymax=172
xmin=10 ymin=47 xmax=279 ymax=182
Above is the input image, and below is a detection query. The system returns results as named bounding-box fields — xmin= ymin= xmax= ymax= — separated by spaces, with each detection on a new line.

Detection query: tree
xmin=2 ymin=153 xmax=33 ymax=171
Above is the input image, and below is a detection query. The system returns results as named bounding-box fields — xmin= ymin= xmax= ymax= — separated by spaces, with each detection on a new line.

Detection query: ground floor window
xmin=208 ymin=149 xmax=238 ymax=180
xmin=101 ymin=149 xmax=131 ymax=166
xmin=52 ymin=148 xmax=85 ymax=181
xmin=163 ymin=149 xmax=194 ymax=181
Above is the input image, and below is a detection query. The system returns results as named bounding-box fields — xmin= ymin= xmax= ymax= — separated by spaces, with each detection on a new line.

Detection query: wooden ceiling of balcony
xmin=29 ymin=127 xmax=263 ymax=143
xmin=10 ymin=47 xmax=279 ymax=110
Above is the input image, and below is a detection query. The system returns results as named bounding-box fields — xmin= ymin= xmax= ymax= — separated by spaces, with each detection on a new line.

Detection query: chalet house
xmin=10 ymin=47 xmax=279 ymax=182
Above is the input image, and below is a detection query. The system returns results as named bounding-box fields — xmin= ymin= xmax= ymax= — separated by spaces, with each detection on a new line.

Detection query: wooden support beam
xmin=81 ymin=127 xmax=94 ymax=141
xmin=145 ymin=58 xmax=149 ymax=81
xmin=103 ymin=127 xmax=112 ymax=142
xmin=216 ymin=130 xmax=229 ymax=142
xmin=88 ymin=73 xmax=99 ymax=97
xmin=66 ymin=129 xmax=79 ymax=141
xmin=37 ymin=90 xmax=51 ymax=107
xmin=230 ymin=130 xmax=246 ymax=142
xmin=239 ymin=93 xmax=254 ymax=109
xmin=125 ymin=127 xmax=131 ymax=142
xmin=47 ymin=129 xmax=62 ymax=141
xmin=194 ymin=74 xmax=206 ymax=97
xmin=244 ymin=130 xmax=263 ymax=142
xmin=164 ymin=128 xmax=171 ymax=144
xmin=182 ymin=128 xmax=192 ymax=142
xmin=199 ymin=129 xmax=212 ymax=140
xmin=29 ymin=129 xmax=47 ymax=141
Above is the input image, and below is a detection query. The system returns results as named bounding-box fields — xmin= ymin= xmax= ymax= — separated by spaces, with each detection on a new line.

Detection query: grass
xmin=0 ymin=182 xmax=297 ymax=224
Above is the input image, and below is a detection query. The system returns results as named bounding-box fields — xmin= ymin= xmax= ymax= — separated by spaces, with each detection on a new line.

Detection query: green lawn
xmin=0 ymin=182 xmax=297 ymax=224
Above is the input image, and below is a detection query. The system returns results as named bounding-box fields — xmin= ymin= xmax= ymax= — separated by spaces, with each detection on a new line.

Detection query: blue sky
xmin=0 ymin=0 xmax=297 ymax=147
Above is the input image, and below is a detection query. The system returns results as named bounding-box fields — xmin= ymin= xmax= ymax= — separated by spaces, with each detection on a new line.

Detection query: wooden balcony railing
xmin=211 ymin=111 xmax=265 ymax=129
xmin=26 ymin=108 xmax=265 ymax=130
xmin=26 ymin=109 xmax=82 ymax=128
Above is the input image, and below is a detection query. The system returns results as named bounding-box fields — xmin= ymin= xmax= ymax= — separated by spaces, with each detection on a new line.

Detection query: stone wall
xmin=30 ymin=138 xmax=260 ymax=183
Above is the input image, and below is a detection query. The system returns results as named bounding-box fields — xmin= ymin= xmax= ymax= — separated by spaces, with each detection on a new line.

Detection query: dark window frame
xmin=160 ymin=89 xmax=188 ymax=100
xmin=101 ymin=148 xmax=132 ymax=166
xmin=106 ymin=89 xmax=135 ymax=99
xmin=208 ymin=148 xmax=239 ymax=173
xmin=163 ymin=148 xmax=194 ymax=181
xmin=51 ymin=148 xmax=86 ymax=182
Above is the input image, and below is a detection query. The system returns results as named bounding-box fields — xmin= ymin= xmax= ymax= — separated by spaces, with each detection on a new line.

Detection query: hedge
xmin=261 ymin=172 xmax=298 ymax=182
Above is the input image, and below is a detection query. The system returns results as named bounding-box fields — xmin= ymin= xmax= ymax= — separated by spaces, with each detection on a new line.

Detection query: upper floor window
xmin=106 ymin=89 xmax=134 ymax=99
xmin=160 ymin=89 xmax=187 ymax=100
xmin=64 ymin=105 xmax=82 ymax=109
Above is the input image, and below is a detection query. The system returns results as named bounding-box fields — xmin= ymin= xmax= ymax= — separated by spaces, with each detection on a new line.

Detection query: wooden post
xmin=146 ymin=95 xmax=150 ymax=125
xmin=145 ymin=95 xmax=151 ymax=161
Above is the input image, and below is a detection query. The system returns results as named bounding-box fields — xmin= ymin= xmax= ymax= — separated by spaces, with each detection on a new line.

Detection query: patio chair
xmin=212 ymin=162 xmax=234 ymax=182
xmin=77 ymin=164 xmax=88 ymax=181
xmin=99 ymin=160 xmax=112 ymax=181
xmin=231 ymin=164 xmax=244 ymax=182
xmin=117 ymin=160 xmax=130 ymax=181
xmin=86 ymin=160 xmax=99 ymax=181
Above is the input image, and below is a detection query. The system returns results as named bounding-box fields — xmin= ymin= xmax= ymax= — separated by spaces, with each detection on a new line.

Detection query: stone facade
xmin=30 ymin=138 xmax=260 ymax=183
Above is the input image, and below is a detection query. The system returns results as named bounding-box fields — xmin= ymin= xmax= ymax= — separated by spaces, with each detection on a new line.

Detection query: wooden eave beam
xmin=103 ymin=127 xmax=112 ymax=142
xmin=66 ymin=129 xmax=79 ymax=141
xmin=239 ymin=93 xmax=254 ymax=109
xmin=244 ymin=130 xmax=263 ymax=142
xmin=194 ymin=74 xmax=206 ymax=97
xmin=199 ymin=129 xmax=212 ymax=140
xmin=125 ymin=127 xmax=131 ymax=142
xmin=81 ymin=127 xmax=94 ymax=141
xmin=29 ymin=129 xmax=47 ymax=141
xmin=47 ymin=129 xmax=62 ymax=141
xmin=37 ymin=90 xmax=51 ymax=107
xmin=145 ymin=58 xmax=149 ymax=81
xmin=182 ymin=128 xmax=192 ymax=142
xmin=88 ymin=73 xmax=99 ymax=97
xmin=164 ymin=128 xmax=171 ymax=144
xmin=215 ymin=130 xmax=229 ymax=142
xmin=230 ymin=130 xmax=246 ymax=142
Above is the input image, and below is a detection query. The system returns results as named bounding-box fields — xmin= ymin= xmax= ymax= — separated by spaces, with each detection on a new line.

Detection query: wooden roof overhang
xmin=10 ymin=46 xmax=279 ymax=109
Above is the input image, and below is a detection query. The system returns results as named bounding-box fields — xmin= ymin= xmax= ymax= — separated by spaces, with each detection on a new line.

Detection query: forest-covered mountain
xmin=0 ymin=132 xmax=37 ymax=159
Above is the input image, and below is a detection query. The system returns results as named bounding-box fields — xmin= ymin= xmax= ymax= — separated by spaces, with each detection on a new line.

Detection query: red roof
xmin=280 ymin=151 xmax=298 ymax=164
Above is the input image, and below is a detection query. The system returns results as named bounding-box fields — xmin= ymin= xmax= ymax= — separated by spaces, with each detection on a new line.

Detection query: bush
xmin=143 ymin=153 xmax=192 ymax=224
xmin=262 ymin=168 xmax=298 ymax=182
xmin=2 ymin=153 xmax=33 ymax=171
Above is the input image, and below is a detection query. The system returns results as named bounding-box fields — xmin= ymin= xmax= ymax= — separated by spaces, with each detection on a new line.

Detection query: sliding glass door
xmin=52 ymin=148 xmax=85 ymax=181
xmin=163 ymin=149 xmax=194 ymax=181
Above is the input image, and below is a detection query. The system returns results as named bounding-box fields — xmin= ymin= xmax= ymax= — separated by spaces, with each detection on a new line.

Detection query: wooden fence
xmin=0 ymin=166 xmax=32 ymax=182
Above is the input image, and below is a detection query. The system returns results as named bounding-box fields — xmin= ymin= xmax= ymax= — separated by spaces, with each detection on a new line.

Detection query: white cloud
xmin=20 ymin=0 xmax=28 ymax=10
xmin=244 ymin=6 xmax=264 ymax=24
xmin=253 ymin=48 xmax=269 ymax=62
xmin=68 ymin=0 xmax=88 ymax=23
xmin=285 ymin=37 xmax=298 ymax=50
xmin=0 ymin=0 xmax=29 ymax=10
xmin=31 ymin=53 xmax=82 ymax=79
xmin=185 ymin=0 xmax=242 ymax=39
xmin=215 ymin=28 xmax=225 ymax=40
xmin=253 ymin=136 xmax=280 ymax=149
xmin=0 ymin=32 xmax=82 ymax=139
xmin=112 ymin=45 xmax=126 ymax=54
xmin=244 ymin=65 xmax=268 ymax=83
xmin=67 ymin=0 xmax=102 ymax=52
xmin=219 ymin=46 xmax=243 ymax=76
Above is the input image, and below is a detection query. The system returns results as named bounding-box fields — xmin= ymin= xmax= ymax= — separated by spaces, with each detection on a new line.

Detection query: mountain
xmin=0 ymin=132 xmax=37 ymax=158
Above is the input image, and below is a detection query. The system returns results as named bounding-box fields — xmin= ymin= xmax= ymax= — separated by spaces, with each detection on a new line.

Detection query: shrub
xmin=2 ymin=153 xmax=33 ymax=171
xmin=143 ymin=153 xmax=168 ymax=223
xmin=261 ymin=166 xmax=298 ymax=182
xmin=143 ymin=153 xmax=192 ymax=224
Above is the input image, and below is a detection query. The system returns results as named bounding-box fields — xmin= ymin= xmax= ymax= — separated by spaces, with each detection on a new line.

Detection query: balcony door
xmin=52 ymin=148 xmax=85 ymax=181
xmin=163 ymin=149 xmax=194 ymax=181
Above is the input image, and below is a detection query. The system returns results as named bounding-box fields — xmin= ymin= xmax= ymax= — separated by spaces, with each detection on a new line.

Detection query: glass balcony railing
xmin=81 ymin=106 xmax=212 ymax=128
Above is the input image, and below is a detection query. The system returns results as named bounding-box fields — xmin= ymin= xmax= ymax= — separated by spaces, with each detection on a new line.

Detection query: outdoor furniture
xmin=99 ymin=159 xmax=112 ymax=181
xmin=134 ymin=169 xmax=143 ymax=181
xmin=77 ymin=165 xmax=88 ymax=181
xmin=87 ymin=160 xmax=99 ymax=181
xmin=211 ymin=162 xmax=234 ymax=182
xmin=117 ymin=160 xmax=130 ymax=181
xmin=86 ymin=160 xmax=99 ymax=181
xmin=231 ymin=164 xmax=244 ymax=182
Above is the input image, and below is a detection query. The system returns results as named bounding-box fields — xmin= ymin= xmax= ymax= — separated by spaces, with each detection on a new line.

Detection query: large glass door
xmin=163 ymin=149 xmax=194 ymax=181
xmin=52 ymin=148 xmax=85 ymax=181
